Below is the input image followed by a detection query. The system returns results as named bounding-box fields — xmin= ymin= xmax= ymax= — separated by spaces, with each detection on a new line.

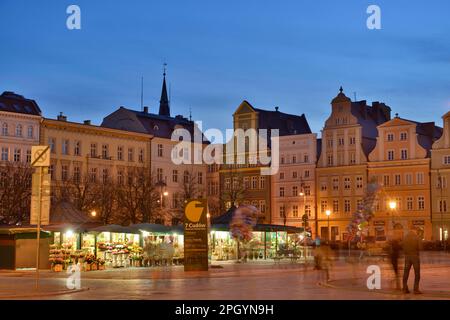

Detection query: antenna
xmin=189 ymin=107 xmax=192 ymax=121
xmin=353 ymin=92 xmax=357 ymax=102
xmin=140 ymin=76 xmax=144 ymax=111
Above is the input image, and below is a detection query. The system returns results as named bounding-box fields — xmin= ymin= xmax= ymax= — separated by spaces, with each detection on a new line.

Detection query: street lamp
xmin=325 ymin=209 xmax=331 ymax=242
xmin=156 ymin=180 xmax=168 ymax=209
xmin=389 ymin=200 xmax=397 ymax=237
xmin=90 ymin=210 xmax=97 ymax=217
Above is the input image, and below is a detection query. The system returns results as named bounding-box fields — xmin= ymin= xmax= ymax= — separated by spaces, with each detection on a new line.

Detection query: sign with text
xmin=183 ymin=199 xmax=208 ymax=271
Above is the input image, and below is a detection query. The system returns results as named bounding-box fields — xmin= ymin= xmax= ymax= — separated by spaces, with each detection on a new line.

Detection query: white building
xmin=0 ymin=91 xmax=42 ymax=165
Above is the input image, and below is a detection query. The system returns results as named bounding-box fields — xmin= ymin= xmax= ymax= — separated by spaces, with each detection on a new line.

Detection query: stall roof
xmin=129 ymin=223 xmax=170 ymax=234
xmin=89 ymin=224 xmax=139 ymax=234
xmin=0 ymin=226 xmax=51 ymax=235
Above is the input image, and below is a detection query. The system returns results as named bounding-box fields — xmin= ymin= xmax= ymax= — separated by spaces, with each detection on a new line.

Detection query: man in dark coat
xmin=402 ymin=227 xmax=423 ymax=294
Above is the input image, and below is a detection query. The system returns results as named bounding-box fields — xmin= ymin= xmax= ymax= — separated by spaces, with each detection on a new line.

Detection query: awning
xmin=89 ymin=224 xmax=139 ymax=234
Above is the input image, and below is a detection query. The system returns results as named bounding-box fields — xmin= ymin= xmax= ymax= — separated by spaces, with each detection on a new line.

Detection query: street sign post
xmin=30 ymin=145 xmax=51 ymax=289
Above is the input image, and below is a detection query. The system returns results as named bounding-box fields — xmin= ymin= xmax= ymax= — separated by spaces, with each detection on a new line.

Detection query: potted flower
xmin=97 ymin=258 xmax=106 ymax=270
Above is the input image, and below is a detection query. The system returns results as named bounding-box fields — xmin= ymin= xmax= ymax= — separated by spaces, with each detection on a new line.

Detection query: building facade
xmin=431 ymin=111 xmax=450 ymax=242
xmin=220 ymin=100 xmax=312 ymax=223
xmin=101 ymin=73 xmax=208 ymax=221
xmin=271 ymin=133 xmax=317 ymax=230
xmin=316 ymin=88 xmax=391 ymax=241
xmin=368 ymin=116 xmax=441 ymax=240
xmin=0 ymin=91 xmax=42 ymax=165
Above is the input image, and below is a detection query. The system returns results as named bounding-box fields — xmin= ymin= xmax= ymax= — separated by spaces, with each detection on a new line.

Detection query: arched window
xmin=1 ymin=123 xmax=8 ymax=136
xmin=16 ymin=124 xmax=23 ymax=137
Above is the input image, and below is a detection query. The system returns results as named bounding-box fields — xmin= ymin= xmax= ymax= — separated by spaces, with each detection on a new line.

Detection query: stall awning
xmin=89 ymin=224 xmax=139 ymax=234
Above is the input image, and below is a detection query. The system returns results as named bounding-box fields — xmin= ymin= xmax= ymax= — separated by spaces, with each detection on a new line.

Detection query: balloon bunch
xmin=346 ymin=177 xmax=381 ymax=241
xmin=230 ymin=205 xmax=259 ymax=242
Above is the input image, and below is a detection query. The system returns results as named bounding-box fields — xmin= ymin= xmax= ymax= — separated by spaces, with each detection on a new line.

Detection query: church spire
xmin=159 ymin=63 xmax=170 ymax=116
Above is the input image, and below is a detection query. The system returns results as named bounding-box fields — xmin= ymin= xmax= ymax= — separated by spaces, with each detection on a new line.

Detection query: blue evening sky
xmin=1 ymin=0 xmax=449 ymax=136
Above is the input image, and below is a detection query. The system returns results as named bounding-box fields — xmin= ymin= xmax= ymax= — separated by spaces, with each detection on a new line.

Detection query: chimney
xmin=275 ymin=106 xmax=279 ymax=112
xmin=84 ymin=120 xmax=91 ymax=125
xmin=57 ymin=112 xmax=67 ymax=121
xmin=143 ymin=106 xmax=149 ymax=113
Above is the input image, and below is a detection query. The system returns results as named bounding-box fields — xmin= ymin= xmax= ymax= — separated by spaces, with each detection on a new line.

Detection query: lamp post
xmin=325 ymin=209 xmax=331 ymax=243
xmin=389 ymin=200 xmax=397 ymax=237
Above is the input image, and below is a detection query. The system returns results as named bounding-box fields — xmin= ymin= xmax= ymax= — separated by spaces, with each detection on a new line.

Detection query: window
xmin=349 ymin=137 xmax=356 ymax=145
xmin=1 ymin=147 xmax=8 ymax=161
xmin=416 ymin=172 xmax=424 ymax=185
xmin=281 ymin=157 xmax=285 ymax=164
xmin=101 ymin=144 xmax=108 ymax=159
xmin=383 ymin=175 xmax=390 ymax=186
xmin=138 ymin=148 xmax=144 ymax=163
xmin=350 ymin=152 xmax=356 ymax=164
xmin=252 ymin=176 xmax=258 ymax=189
xmin=73 ymin=166 xmax=81 ymax=183
xmin=327 ymin=155 xmax=333 ymax=166
xmin=387 ymin=133 xmax=394 ymax=141
xmin=304 ymin=170 xmax=310 ymax=178
xmin=279 ymin=187 xmax=285 ymax=197
xmin=327 ymin=139 xmax=333 ymax=148
xmin=321 ymin=201 xmax=328 ymax=214
xmin=15 ymin=124 xmax=23 ymax=137
xmin=114 ymin=146 xmax=122 ymax=161
xmin=437 ymin=176 xmax=447 ymax=189
xmin=259 ymin=200 xmax=266 ymax=213
xmin=401 ymin=149 xmax=408 ymax=160
xmin=183 ymin=171 xmax=189 ymax=184
xmin=357 ymin=199 xmax=363 ymax=210
xmin=387 ymin=150 xmax=395 ymax=161
xmin=157 ymin=168 xmax=163 ymax=182
xmin=356 ymin=176 xmax=363 ymax=189
xmin=62 ymin=140 xmax=69 ymax=155
xmin=49 ymin=138 xmax=56 ymax=153
xmin=400 ymin=132 xmax=407 ymax=141
xmin=338 ymin=138 xmax=344 ymax=146
xmin=26 ymin=149 xmax=31 ymax=163
xmin=157 ymin=144 xmax=163 ymax=157
xmin=407 ymin=197 xmax=413 ymax=211
xmin=444 ymin=156 xmax=450 ymax=165
xmin=128 ymin=148 xmax=134 ymax=162
xmin=321 ymin=182 xmax=327 ymax=192
xmin=259 ymin=176 xmax=265 ymax=189
xmin=344 ymin=177 xmax=351 ymax=190
xmin=74 ymin=141 xmax=81 ymax=156
xmin=304 ymin=185 xmax=311 ymax=196
xmin=292 ymin=171 xmax=298 ymax=179
xmin=395 ymin=174 xmax=401 ymax=186
xmin=13 ymin=148 xmax=21 ymax=162
xmin=418 ymin=196 xmax=425 ymax=210
xmin=172 ymin=170 xmax=178 ymax=183
xmin=292 ymin=186 xmax=298 ymax=196
xmin=292 ymin=205 xmax=299 ymax=217
xmin=344 ymin=200 xmax=351 ymax=213
xmin=279 ymin=172 xmax=284 ymax=180
xmin=225 ymin=178 xmax=231 ymax=190
xmin=304 ymin=154 xmax=309 ymax=163
xmin=305 ymin=204 xmax=311 ymax=215
xmin=27 ymin=126 xmax=34 ymax=138
xmin=197 ymin=172 xmax=203 ymax=184
xmin=332 ymin=177 xmax=339 ymax=191
xmin=90 ymin=168 xmax=97 ymax=183
xmin=90 ymin=143 xmax=97 ymax=157
xmin=439 ymin=200 xmax=447 ymax=213
xmin=61 ymin=165 xmax=68 ymax=181
xmin=292 ymin=155 xmax=296 ymax=163
xmin=1 ymin=123 xmax=8 ymax=136
xmin=333 ymin=200 xmax=339 ymax=213
xmin=405 ymin=173 xmax=413 ymax=185
xmin=102 ymin=169 xmax=109 ymax=183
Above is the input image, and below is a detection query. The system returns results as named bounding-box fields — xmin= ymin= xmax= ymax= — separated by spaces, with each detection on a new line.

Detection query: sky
xmin=0 ymin=0 xmax=449 ymax=136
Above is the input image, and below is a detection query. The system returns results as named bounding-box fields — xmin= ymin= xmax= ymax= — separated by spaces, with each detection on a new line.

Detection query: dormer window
xmin=153 ymin=125 xmax=159 ymax=131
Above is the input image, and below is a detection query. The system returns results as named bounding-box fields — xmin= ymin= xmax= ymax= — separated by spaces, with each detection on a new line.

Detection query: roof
xmin=49 ymin=201 xmax=94 ymax=225
xmin=0 ymin=91 xmax=42 ymax=116
xmin=102 ymin=106 xmax=209 ymax=142
xmin=238 ymin=100 xmax=312 ymax=136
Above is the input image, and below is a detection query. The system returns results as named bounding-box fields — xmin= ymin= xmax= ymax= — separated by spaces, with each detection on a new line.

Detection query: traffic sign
xmin=31 ymin=146 xmax=50 ymax=167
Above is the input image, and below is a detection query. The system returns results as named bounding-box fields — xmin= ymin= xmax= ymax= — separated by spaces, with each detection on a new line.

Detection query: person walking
xmin=402 ymin=227 xmax=423 ymax=294
xmin=388 ymin=235 xmax=402 ymax=290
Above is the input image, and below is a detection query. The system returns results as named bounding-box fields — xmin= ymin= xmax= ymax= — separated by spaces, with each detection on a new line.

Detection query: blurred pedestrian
xmin=402 ymin=226 xmax=423 ymax=294
xmin=314 ymin=244 xmax=332 ymax=282
xmin=388 ymin=235 xmax=402 ymax=290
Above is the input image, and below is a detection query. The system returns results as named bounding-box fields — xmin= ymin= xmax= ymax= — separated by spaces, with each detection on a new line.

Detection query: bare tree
xmin=0 ymin=162 xmax=32 ymax=224
xmin=219 ymin=167 xmax=247 ymax=213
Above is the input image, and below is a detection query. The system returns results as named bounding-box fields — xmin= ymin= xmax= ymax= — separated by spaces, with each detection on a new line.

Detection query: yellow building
xmin=316 ymin=88 xmax=391 ymax=241
xmin=368 ymin=115 xmax=442 ymax=240
xmin=431 ymin=111 xmax=450 ymax=242
xmin=40 ymin=114 xmax=152 ymax=190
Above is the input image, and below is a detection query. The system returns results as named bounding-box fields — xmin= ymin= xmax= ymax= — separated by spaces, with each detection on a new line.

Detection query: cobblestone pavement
xmin=1 ymin=252 xmax=449 ymax=300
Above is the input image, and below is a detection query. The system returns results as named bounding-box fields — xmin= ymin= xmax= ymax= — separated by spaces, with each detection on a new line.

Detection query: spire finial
xmin=163 ymin=62 xmax=167 ymax=77
xmin=339 ymin=86 xmax=343 ymax=94
xmin=189 ymin=107 xmax=192 ymax=121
